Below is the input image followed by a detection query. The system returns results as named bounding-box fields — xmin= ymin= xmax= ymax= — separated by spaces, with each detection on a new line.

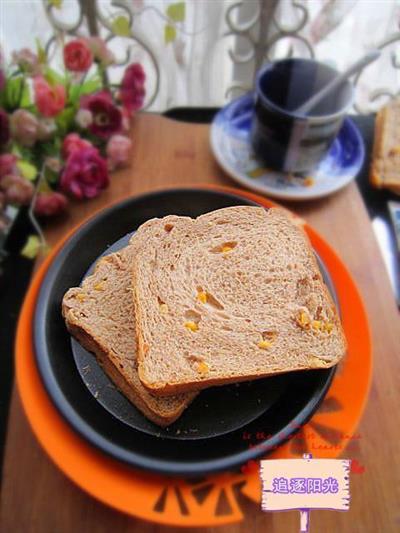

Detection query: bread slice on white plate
xmin=132 ymin=206 xmax=347 ymax=396
xmin=62 ymin=241 xmax=196 ymax=427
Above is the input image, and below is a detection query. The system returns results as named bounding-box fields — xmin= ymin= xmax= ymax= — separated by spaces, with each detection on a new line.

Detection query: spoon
xmin=295 ymin=49 xmax=381 ymax=116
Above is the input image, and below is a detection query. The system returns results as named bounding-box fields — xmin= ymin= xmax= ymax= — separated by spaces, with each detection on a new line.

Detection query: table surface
xmin=1 ymin=113 xmax=400 ymax=533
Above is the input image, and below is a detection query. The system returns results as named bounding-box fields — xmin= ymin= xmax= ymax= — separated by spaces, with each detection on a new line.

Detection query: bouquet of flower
xmin=0 ymin=37 xmax=146 ymax=257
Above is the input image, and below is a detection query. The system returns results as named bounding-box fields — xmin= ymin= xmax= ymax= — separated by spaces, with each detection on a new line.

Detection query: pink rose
xmin=0 ymin=154 xmax=17 ymax=177
xmin=60 ymin=147 xmax=109 ymax=199
xmin=34 ymin=191 xmax=68 ymax=216
xmin=37 ymin=118 xmax=57 ymax=141
xmin=10 ymin=109 xmax=39 ymax=146
xmin=119 ymin=63 xmax=146 ymax=113
xmin=106 ymin=135 xmax=132 ymax=170
xmin=86 ymin=37 xmax=115 ymax=66
xmin=62 ymin=133 xmax=93 ymax=160
xmin=45 ymin=157 xmax=62 ymax=174
xmin=80 ymin=90 xmax=122 ymax=139
xmin=64 ymin=39 xmax=93 ymax=72
xmin=75 ymin=108 xmax=93 ymax=129
xmin=34 ymin=76 xmax=66 ymax=117
xmin=12 ymin=48 xmax=42 ymax=75
xmin=0 ymin=174 xmax=34 ymax=205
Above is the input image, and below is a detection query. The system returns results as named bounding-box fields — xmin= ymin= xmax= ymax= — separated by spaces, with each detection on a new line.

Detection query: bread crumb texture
xmin=132 ymin=207 xmax=346 ymax=393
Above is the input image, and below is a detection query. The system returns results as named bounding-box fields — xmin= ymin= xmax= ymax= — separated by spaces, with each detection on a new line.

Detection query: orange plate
xmin=16 ymin=185 xmax=372 ymax=527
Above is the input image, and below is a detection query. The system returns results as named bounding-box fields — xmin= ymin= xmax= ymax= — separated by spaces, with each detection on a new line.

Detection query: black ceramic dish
xmin=34 ymin=188 xmax=337 ymax=476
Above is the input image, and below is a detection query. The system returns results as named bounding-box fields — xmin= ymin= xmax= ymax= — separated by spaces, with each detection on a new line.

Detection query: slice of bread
xmin=370 ymin=99 xmax=400 ymax=195
xmin=62 ymin=242 xmax=196 ymax=427
xmin=132 ymin=206 xmax=347 ymax=396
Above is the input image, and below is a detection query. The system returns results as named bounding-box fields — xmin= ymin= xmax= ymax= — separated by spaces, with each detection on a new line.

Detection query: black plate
xmin=34 ymin=188 xmax=336 ymax=476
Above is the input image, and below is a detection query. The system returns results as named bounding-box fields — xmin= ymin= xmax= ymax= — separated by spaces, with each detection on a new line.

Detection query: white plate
xmin=210 ymin=94 xmax=365 ymax=201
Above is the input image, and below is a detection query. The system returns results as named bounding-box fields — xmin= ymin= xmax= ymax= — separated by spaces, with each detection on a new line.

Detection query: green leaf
xmin=11 ymin=144 xmax=23 ymax=158
xmin=44 ymin=67 xmax=65 ymax=86
xmin=68 ymin=77 xmax=102 ymax=105
xmin=167 ymin=2 xmax=185 ymax=22
xmin=111 ymin=15 xmax=132 ymax=37
xmin=164 ymin=24 xmax=177 ymax=44
xmin=44 ymin=166 xmax=59 ymax=186
xmin=56 ymin=106 xmax=76 ymax=135
xmin=68 ymin=85 xmax=81 ymax=105
xmin=37 ymin=140 xmax=59 ymax=160
xmin=11 ymin=144 xmax=34 ymax=163
xmin=38 ymin=177 xmax=53 ymax=193
xmin=36 ymin=38 xmax=47 ymax=65
xmin=81 ymin=77 xmax=102 ymax=94
xmin=21 ymin=235 xmax=41 ymax=259
xmin=3 ymin=76 xmax=29 ymax=110
xmin=20 ymin=84 xmax=32 ymax=107
xmin=48 ymin=0 xmax=62 ymax=8
xmin=17 ymin=160 xmax=38 ymax=181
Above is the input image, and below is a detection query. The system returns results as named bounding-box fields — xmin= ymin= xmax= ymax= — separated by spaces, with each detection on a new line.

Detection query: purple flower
xmin=119 ymin=63 xmax=146 ymax=113
xmin=60 ymin=146 xmax=109 ymax=199
xmin=80 ymin=90 xmax=122 ymax=139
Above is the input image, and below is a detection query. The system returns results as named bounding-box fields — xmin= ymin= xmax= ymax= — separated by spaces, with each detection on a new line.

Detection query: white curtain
xmin=1 ymin=0 xmax=399 ymax=112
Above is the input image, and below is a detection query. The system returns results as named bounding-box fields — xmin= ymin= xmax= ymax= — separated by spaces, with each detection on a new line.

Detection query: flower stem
xmin=28 ymin=164 xmax=48 ymax=254
xmin=98 ymin=63 xmax=108 ymax=90
xmin=17 ymin=74 xmax=26 ymax=108
xmin=76 ymin=70 xmax=88 ymax=101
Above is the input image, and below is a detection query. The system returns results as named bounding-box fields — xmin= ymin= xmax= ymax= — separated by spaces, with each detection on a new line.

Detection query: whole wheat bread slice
xmin=62 ymin=242 xmax=196 ymax=427
xmin=132 ymin=206 xmax=347 ymax=396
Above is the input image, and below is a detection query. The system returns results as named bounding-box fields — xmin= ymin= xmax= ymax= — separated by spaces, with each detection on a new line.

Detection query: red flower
xmin=34 ymin=191 xmax=68 ymax=216
xmin=80 ymin=90 xmax=122 ymax=139
xmin=0 ymin=154 xmax=17 ymax=177
xmin=62 ymin=133 xmax=93 ymax=160
xmin=33 ymin=76 xmax=66 ymax=117
xmin=64 ymin=39 xmax=93 ymax=72
xmin=119 ymin=63 xmax=146 ymax=113
xmin=60 ymin=147 xmax=109 ymax=200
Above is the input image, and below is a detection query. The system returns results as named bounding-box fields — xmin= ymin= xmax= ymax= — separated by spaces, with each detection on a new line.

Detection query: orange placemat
xmin=16 ymin=185 xmax=371 ymax=527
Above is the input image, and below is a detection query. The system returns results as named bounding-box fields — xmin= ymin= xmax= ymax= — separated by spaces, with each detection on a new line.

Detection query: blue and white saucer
xmin=210 ymin=94 xmax=365 ymax=201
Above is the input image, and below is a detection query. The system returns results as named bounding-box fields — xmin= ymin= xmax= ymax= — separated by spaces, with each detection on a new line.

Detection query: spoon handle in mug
xmin=295 ymin=50 xmax=381 ymax=116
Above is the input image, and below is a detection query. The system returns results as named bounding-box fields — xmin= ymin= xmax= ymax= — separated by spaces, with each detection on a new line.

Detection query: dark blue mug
xmin=250 ymin=58 xmax=354 ymax=174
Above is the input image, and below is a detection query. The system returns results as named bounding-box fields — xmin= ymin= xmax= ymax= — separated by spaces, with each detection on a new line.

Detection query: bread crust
xmin=62 ymin=243 xmax=195 ymax=426
xmin=64 ymin=319 xmax=187 ymax=426
xmin=370 ymin=102 xmax=400 ymax=192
